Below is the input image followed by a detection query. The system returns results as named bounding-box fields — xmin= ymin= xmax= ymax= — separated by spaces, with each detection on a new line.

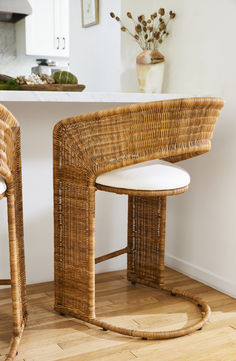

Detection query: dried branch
xmin=110 ymin=9 xmax=176 ymax=51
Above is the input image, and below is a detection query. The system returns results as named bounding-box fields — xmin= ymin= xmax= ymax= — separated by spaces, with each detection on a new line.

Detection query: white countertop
xmin=0 ymin=91 xmax=196 ymax=103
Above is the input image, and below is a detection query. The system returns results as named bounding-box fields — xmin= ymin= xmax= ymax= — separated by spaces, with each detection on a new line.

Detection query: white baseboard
xmin=165 ymin=253 xmax=236 ymax=299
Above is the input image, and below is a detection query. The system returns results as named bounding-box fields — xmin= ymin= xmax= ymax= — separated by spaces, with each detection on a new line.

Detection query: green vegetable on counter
xmin=0 ymin=78 xmax=19 ymax=90
xmin=53 ymin=71 xmax=78 ymax=84
xmin=0 ymin=74 xmax=12 ymax=83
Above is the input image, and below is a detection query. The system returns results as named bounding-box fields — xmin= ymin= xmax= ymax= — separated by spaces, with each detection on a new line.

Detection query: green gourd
xmin=0 ymin=78 xmax=19 ymax=90
xmin=53 ymin=71 xmax=78 ymax=84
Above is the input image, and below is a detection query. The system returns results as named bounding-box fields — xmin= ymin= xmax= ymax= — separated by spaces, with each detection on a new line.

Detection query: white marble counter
xmin=0 ymin=91 xmax=195 ymax=103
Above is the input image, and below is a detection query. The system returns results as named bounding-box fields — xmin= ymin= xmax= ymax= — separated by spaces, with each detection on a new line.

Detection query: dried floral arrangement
xmin=110 ymin=8 xmax=176 ymax=51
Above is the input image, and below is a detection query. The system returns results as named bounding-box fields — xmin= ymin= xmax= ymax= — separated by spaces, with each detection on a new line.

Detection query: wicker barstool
xmin=0 ymin=105 xmax=27 ymax=360
xmin=53 ymin=97 xmax=224 ymax=339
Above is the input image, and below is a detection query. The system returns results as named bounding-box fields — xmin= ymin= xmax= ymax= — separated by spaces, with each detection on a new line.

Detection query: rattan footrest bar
xmin=0 ymin=279 xmax=11 ymax=285
xmin=95 ymin=247 xmax=127 ymax=264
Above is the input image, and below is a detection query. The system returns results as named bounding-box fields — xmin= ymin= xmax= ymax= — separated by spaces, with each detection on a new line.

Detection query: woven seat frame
xmin=0 ymin=105 xmax=27 ymax=360
xmin=53 ymin=97 xmax=224 ymax=339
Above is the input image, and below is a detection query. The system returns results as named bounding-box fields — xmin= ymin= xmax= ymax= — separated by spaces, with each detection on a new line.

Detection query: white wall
xmin=69 ymin=0 xmax=121 ymax=92
xmin=121 ymin=0 xmax=236 ymax=296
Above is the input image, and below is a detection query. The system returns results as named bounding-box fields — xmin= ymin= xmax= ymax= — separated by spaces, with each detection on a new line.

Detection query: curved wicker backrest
xmin=54 ymin=97 xmax=224 ymax=182
xmin=53 ymin=97 xmax=224 ymax=319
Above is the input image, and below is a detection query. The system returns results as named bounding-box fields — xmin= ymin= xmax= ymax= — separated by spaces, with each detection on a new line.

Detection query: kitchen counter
xmin=0 ymin=91 xmax=196 ymax=103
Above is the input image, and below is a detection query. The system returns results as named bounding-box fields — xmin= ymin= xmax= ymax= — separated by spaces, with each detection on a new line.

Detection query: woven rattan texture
xmin=0 ymin=105 xmax=27 ymax=361
xmin=127 ymin=196 xmax=166 ymax=287
xmin=53 ymin=97 xmax=224 ymax=337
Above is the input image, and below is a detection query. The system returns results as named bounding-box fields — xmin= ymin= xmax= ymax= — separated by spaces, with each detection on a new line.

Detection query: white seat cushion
xmin=0 ymin=175 xmax=6 ymax=195
xmin=96 ymin=159 xmax=190 ymax=191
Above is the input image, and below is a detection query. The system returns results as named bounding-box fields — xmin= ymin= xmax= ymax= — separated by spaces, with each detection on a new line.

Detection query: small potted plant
xmin=110 ymin=9 xmax=176 ymax=93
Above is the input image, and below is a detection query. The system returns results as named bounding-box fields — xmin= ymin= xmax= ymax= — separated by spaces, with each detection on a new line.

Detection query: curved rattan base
xmin=56 ymin=285 xmax=211 ymax=340
xmin=5 ymin=316 xmax=27 ymax=361
xmin=88 ymin=286 xmax=210 ymax=339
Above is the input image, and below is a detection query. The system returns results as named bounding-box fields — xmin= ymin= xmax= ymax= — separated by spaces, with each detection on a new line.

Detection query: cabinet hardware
xmin=56 ymin=37 xmax=60 ymax=50
xmin=63 ymin=37 xmax=66 ymax=50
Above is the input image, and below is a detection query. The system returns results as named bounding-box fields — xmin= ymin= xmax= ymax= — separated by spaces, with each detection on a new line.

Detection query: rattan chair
xmin=53 ymin=97 xmax=224 ymax=339
xmin=0 ymin=105 xmax=27 ymax=360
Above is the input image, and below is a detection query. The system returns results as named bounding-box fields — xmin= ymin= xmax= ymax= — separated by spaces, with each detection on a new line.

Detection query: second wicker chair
xmin=53 ymin=97 xmax=224 ymax=339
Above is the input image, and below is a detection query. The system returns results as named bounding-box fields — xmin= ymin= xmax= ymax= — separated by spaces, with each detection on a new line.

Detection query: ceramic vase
xmin=136 ymin=50 xmax=165 ymax=93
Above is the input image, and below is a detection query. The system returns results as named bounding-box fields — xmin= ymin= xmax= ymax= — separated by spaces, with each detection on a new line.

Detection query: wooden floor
xmin=1 ymin=268 xmax=236 ymax=361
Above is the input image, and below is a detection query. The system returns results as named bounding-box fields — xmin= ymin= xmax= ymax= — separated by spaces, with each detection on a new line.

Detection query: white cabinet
xmin=16 ymin=0 xmax=69 ymax=58
xmin=54 ymin=0 xmax=70 ymax=57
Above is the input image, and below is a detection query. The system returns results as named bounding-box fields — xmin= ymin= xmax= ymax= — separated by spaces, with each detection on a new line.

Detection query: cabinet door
xmin=25 ymin=0 xmax=56 ymax=57
xmin=54 ymin=0 xmax=70 ymax=57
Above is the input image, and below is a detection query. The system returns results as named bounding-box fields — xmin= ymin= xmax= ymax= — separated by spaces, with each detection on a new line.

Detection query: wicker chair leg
xmin=127 ymin=196 xmax=166 ymax=287
xmin=5 ymin=319 xmax=26 ymax=361
xmin=54 ymin=182 xmax=96 ymax=320
xmin=5 ymin=192 xmax=27 ymax=360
